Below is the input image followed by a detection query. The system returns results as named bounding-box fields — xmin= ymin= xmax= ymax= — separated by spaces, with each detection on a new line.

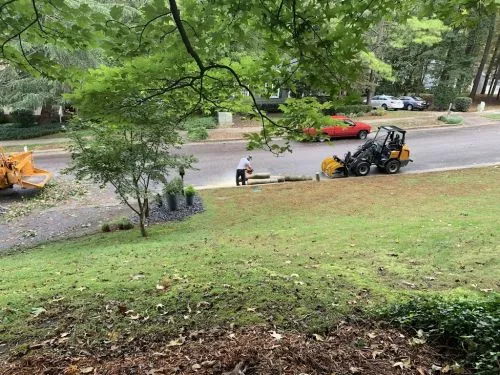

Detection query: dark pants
xmin=236 ymin=169 xmax=246 ymax=186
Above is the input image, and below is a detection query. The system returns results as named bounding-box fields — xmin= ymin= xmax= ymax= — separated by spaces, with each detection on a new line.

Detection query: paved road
xmin=31 ymin=124 xmax=500 ymax=188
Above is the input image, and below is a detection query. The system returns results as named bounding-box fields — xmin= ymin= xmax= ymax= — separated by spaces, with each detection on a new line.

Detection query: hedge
xmin=0 ymin=123 xmax=62 ymax=140
xmin=454 ymin=97 xmax=472 ymax=112
xmin=433 ymin=85 xmax=456 ymax=110
xmin=182 ymin=116 xmax=217 ymax=130
xmin=187 ymin=126 xmax=209 ymax=141
xmin=334 ymin=104 xmax=372 ymax=115
xmin=438 ymin=115 xmax=463 ymax=125
xmin=10 ymin=109 xmax=36 ymax=128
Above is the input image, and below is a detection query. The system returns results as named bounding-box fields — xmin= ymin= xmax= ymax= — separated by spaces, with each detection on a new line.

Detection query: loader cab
xmin=372 ymin=126 xmax=411 ymax=173
xmin=373 ymin=126 xmax=406 ymax=151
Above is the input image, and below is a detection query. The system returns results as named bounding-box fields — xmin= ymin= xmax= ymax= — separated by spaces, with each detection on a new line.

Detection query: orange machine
xmin=0 ymin=150 xmax=52 ymax=189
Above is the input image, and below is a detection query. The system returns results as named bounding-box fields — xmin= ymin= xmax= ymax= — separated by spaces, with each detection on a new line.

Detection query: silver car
xmin=370 ymin=95 xmax=404 ymax=110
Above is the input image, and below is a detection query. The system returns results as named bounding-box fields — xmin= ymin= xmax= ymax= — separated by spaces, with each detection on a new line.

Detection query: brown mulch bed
xmin=1 ymin=323 xmax=447 ymax=375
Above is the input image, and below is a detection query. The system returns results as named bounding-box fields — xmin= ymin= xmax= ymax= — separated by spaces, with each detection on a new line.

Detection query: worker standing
xmin=236 ymin=155 xmax=252 ymax=186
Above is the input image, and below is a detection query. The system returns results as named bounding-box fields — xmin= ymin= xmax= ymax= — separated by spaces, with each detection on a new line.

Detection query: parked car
xmin=304 ymin=115 xmax=372 ymax=140
xmin=400 ymin=96 xmax=427 ymax=111
xmin=370 ymin=95 xmax=404 ymax=110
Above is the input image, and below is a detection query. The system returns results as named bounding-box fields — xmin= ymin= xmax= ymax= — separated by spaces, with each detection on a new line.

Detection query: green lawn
xmin=1 ymin=167 xmax=499 ymax=350
xmin=481 ymin=113 xmax=500 ymax=120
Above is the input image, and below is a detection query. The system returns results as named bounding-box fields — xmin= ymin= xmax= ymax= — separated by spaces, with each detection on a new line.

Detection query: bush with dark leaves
xmin=377 ymin=295 xmax=499 ymax=374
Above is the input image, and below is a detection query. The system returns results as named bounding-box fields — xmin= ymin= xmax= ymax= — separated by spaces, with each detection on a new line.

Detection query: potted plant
xmin=184 ymin=185 xmax=196 ymax=206
xmin=163 ymin=177 xmax=183 ymax=211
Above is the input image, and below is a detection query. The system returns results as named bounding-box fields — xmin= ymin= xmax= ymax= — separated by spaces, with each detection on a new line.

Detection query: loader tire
xmin=354 ymin=161 xmax=371 ymax=177
xmin=385 ymin=159 xmax=401 ymax=174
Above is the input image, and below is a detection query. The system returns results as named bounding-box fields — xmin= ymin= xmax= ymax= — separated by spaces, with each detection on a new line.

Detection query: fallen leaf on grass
xmin=246 ymin=307 xmax=257 ymax=312
xmin=31 ymin=307 xmax=46 ymax=317
xmin=131 ymin=274 xmax=145 ymax=281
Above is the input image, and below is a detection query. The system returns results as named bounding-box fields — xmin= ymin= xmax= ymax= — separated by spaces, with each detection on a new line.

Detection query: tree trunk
xmin=470 ymin=14 xmax=497 ymax=98
xmin=481 ymin=36 xmax=500 ymax=94
xmin=136 ymin=196 xmax=147 ymax=237
xmin=139 ymin=216 xmax=147 ymax=237
xmin=488 ymin=64 xmax=499 ymax=96
xmin=366 ymin=70 xmax=375 ymax=104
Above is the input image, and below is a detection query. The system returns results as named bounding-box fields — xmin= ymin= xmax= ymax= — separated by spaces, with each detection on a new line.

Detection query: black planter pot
xmin=167 ymin=194 xmax=178 ymax=211
xmin=186 ymin=194 xmax=194 ymax=206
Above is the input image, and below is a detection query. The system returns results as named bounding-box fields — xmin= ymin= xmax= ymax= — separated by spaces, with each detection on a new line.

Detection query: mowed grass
xmin=482 ymin=113 xmax=500 ymax=120
xmin=1 ymin=167 xmax=499 ymax=349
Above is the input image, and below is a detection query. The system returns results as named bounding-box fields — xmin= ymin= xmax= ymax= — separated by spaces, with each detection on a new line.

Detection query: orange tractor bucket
xmin=0 ymin=150 xmax=52 ymax=190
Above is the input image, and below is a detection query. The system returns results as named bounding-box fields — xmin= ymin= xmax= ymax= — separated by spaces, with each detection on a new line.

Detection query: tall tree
xmin=470 ymin=13 xmax=497 ymax=97
xmin=481 ymin=35 xmax=500 ymax=94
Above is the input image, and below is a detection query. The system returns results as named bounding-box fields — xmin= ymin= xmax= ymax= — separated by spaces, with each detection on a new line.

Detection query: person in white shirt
xmin=236 ymin=155 xmax=253 ymax=186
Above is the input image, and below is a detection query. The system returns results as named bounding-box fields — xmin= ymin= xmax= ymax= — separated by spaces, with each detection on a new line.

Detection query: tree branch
xmin=135 ymin=11 xmax=171 ymax=49
xmin=168 ymin=0 xmax=204 ymax=70
xmin=31 ymin=0 xmax=47 ymax=34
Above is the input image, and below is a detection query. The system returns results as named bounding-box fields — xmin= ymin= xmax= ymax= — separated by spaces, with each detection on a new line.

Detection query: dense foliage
xmin=438 ymin=115 xmax=464 ymax=124
xmin=379 ymin=295 xmax=500 ymax=374
xmin=10 ymin=109 xmax=35 ymax=127
xmin=454 ymin=96 xmax=473 ymax=112
xmin=0 ymin=123 xmax=61 ymax=140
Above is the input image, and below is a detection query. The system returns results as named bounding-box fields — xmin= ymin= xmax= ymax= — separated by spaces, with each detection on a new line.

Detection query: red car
xmin=304 ymin=115 xmax=372 ymax=140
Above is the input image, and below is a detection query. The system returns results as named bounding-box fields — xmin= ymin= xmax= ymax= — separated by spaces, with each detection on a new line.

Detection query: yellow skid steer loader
xmin=0 ymin=150 xmax=52 ymax=190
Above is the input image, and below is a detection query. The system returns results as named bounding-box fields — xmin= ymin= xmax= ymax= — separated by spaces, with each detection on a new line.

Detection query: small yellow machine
xmin=322 ymin=126 xmax=412 ymax=177
xmin=0 ymin=150 xmax=52 ymax=189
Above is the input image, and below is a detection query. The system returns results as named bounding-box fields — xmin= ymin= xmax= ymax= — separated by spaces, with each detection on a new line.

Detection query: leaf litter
xmin=2 ymin=323 xmax=445 ymax=375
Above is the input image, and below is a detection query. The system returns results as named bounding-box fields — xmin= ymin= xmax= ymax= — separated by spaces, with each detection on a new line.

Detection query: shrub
xmin=433 ymin=85 xmax=456 ymax=111
xmin=102 ymin=217 xmax=134 ymax=232
xmin=370 ymin=108 xmax=387 ymax=116
xmin=115 ymin=217 xmax=134 ymax=230
xmin=377 ymin=295 xmax=499 ymax=374
xmin=183 ymin=116 xmax=217 ymax=130
xmin=334 ymin=104 xmax=371 ymax=114
xmin=163 ymin=177 xmax=183 ymax=196
xmin=184 ymin=185 xmax=196 ymax=197
xmin=438 ymin=115 xmax=463 ymax=125
xmin=10 ymin=109 xmax=36 ymax=128
xmin=256 ymin=102 xmax=281 ymax=113
xmin=0 ymin=123 xmax=62 ymax=140
xmin=0 ymin=109 xmax=5 ymax=124
xmin=187 ymin=126 xmax=209 ymax=141
xmin=419 ymin=93 xmax=434 ymax=107
xmin=454 ymin=97 xmax=472 ymax=112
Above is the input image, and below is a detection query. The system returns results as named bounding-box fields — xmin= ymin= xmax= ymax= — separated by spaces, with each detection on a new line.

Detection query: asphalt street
xmin=31 ymin=123 xmax=500 ymax=188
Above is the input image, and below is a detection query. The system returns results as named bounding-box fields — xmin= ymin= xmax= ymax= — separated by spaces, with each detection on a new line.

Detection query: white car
xmin=370 ymin=95 xmax=404 ymax=110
